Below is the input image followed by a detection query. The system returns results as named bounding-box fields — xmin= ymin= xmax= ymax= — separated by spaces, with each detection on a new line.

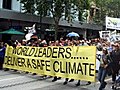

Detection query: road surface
xmin=0 ymin=70 xmax=116 ymax=90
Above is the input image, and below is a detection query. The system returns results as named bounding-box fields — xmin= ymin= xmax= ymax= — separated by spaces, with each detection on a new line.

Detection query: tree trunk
xmin=54 ymin=20 xmax=59 ymax=41
xmin=54 ymin=16 xmax=59 ymax=41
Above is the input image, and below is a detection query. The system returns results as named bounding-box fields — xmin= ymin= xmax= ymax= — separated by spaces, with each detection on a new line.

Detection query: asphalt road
xmin=0 ymin=70 xmax=117 ymax=90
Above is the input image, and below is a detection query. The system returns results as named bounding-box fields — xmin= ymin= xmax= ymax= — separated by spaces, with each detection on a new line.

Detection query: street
xmin=0 ymin=70 xmax=114 ymax=90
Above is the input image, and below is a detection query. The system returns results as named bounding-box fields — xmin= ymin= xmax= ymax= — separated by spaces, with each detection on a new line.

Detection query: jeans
xmin=98 ymin=67 xmax=107 ymax=89
xmin=112 ymin=73 xmax=116 ymax=82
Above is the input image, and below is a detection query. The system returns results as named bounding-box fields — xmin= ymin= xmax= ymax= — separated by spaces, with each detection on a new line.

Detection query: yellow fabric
xmin=3 ymin=45 xmax=96 ymax=82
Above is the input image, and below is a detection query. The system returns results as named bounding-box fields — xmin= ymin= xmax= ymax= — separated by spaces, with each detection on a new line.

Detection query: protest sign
xmin=4 ymin=45 xmax=96 ymax=82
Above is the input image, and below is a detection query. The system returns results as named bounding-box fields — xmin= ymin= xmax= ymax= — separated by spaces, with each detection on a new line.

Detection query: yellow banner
xmin=3 ymin=45 xmax=96 ymax=82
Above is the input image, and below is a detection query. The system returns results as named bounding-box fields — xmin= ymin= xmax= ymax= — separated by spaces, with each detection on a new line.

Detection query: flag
xmin=28 ymin=24 xmax=36 ymax=34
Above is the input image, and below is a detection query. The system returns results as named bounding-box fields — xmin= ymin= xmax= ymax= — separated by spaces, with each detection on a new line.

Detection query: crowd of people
xmin=0 ymin=35 xmax=120 ymax=90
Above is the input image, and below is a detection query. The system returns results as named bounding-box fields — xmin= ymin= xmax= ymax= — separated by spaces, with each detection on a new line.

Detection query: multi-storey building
xmin=0 ymin=0 xmax=21 ymax=11
xmin=0 ymin=0 xmax=102 ymax=41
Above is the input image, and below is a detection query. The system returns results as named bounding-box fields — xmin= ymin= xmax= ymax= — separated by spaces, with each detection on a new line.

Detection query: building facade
xmin=0 ymin=0 xmax=21 ymax=11
xmin=0 ymin=0 xmax=102 ymax=41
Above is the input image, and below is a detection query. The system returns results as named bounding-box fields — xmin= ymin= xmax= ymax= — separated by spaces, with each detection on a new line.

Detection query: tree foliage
xmin=17 ymin=0 xmax=120 ymax=24
xmin=17 ymin=0 xmax=120 ymax=39
xmin=17 ymin=0 xmax=35 ymax=14
xmin=18 ymin=0 xmax=91 ymax=40
xmin=94 ymin=0 xmax=120 ymax=24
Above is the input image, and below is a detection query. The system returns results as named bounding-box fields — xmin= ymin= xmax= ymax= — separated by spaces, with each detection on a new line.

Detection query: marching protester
xmin=76 ymin=40 xmax=91 ymax=86
xmin=63 ymin=40 xmax=74 ymax=85
xmin=98 ymin=47 xmax=111 ymax=90
xmin=2 ymin=33 xmax=120 ymax=90
xmin=52 ymin=40 xmax=62 ymax=82
xmin=63 ymin=40 xmax=91 ymax=86
xmin=109 ymin=43 xmax=120 ymax=84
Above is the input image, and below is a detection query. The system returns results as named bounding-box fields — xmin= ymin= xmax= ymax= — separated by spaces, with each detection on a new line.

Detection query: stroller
xmin=112 ymin=75 xmax=120 ymax=90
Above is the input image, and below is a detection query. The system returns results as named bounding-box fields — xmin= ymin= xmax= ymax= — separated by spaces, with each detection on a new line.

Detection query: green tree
xmin=106 ymin=0 xmax=120 ymax=18
xmin=18 ymin=0 xmax=35 ymax=14
xmin=93 ymin=0 xmax=120 ymax=24
xmin=18 ymin=0 xmax=91 ymax=40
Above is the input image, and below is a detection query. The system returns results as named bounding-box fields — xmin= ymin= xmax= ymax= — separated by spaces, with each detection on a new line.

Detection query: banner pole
xmin=105 ymin=16 xmax=107 ymax=30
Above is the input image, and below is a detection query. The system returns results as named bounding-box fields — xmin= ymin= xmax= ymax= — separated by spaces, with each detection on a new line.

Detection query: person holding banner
xmin=52 ymin=40 xmax=61 ymax=82
xmin=63 ymin=40 xmax=91 ymax=86
xmin=63 ymin=41 xmax=74 ymax=85
xmin=75 ymin=40 xmax=91 ymax=86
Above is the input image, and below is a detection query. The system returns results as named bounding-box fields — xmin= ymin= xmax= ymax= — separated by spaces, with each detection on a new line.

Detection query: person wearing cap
xmin=110 ymin=43 xmax=120 ymax=84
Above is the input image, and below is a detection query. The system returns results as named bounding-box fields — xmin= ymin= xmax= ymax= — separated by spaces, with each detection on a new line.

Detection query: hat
xmin=81 ymin=40 xmax=84 ymax=42
xmin=22 ymin=39 xmax=27 ymax=42
xmin=114 ymin=43 xmax=119 ymax=47
xmin=103 ymin=47 xmax=107 ymax=51
xmin=41 ymin=40 xmax=47 ymax=44
xmin=111 ymin=42 xmax=114 ymax=45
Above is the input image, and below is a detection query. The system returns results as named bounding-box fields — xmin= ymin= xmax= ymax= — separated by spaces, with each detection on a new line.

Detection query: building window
xmin=3 ymin=0 xmax=12 ymax=10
